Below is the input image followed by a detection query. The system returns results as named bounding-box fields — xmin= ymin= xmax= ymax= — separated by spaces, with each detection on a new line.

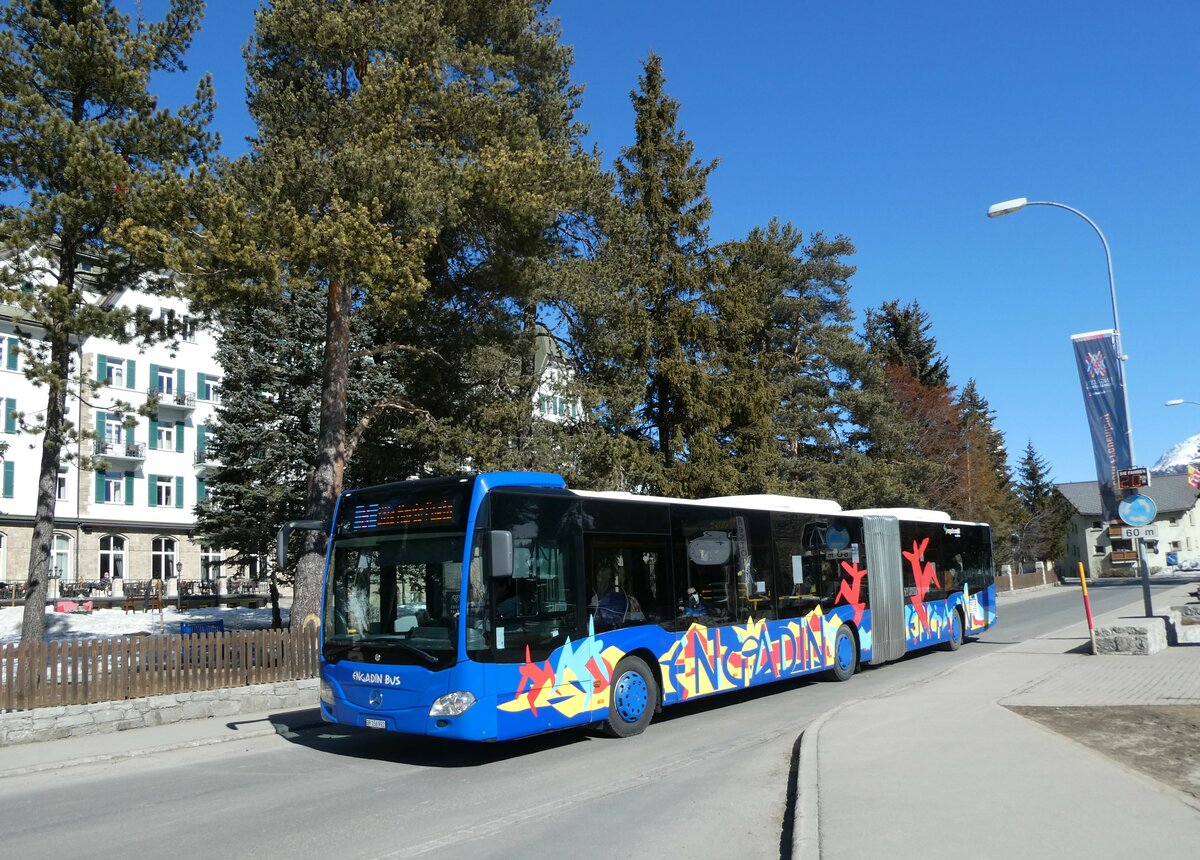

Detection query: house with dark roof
xmin=1057 ymin=473 xmax=1200 ymax=577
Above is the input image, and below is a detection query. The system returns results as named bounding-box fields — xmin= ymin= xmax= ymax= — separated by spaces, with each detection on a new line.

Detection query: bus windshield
xmin=324 ymin=532 xmax=465 ymax=669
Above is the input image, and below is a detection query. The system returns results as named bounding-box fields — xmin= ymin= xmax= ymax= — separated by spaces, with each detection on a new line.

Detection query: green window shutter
xmin=3 ymin=461 xmax=13 ymax=498
xmin=175 ymin=420 xmax=184 ymax=453
xmin=176 ymin=368 xmax=186 ymax=396
xmin=197 ymin=478 xmax=207 ymax=503
xmin=5 ymin=397 xmax=16 ymax=433
xmin=95 ymin=410 xmax=107 ymax=443
xmin=6 ymin=337 xmax=17 ymax=371
xmin=197 ymin=372 xmax=207 ymax=399
xmin=127 ymin=422 xmax=135 ymax=445
xmin=149 ymin=418 xmax=158 ymax=450
xmin=148 ymin=473 xmax=158 ymax=507
xmin=95 ymin=470 xmax=105 ymax=503
xmin=97 ymin=354 xmax=108 ymax=383
xmin=149 ymin=363 xmax=160 ymax=393
xmin=127 ymin=359 xmax=136 ymax=390
xmin=124 ymin=471 xmax=134 ymax=505
xmin=175 ymin=475 xmax=184 ymax=509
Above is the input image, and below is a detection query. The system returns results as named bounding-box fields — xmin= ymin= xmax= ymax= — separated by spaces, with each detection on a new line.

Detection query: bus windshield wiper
xmin=380 ymin=637 xmax=439 ymax=665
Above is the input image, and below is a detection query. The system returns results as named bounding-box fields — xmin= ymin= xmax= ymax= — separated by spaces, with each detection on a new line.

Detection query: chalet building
xmin=1057 ymin=473 xmax=1200 ymax=578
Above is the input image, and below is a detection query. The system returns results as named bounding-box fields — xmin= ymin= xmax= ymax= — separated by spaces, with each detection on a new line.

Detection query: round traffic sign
xmin=1118 ymin=494 xmax=1157 ymax=527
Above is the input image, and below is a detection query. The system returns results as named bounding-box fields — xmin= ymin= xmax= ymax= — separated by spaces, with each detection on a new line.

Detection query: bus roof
xmin=843 ymin=507 xmax=952 ymax=523
xmin=568 ymin=488 xmax=843 ymax=515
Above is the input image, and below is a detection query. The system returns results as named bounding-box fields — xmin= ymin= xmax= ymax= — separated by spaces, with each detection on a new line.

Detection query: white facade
xmin=532 ymin=328 xmax=582 ymax=422
xmin=0 ymin=278 xmax=228 ymax=586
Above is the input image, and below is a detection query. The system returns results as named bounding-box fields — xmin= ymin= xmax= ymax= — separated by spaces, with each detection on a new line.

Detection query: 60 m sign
xmin=1120 ymin=526 xmax=1158 ymax=540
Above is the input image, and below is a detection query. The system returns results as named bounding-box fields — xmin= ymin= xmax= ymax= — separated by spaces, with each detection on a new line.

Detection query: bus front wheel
xmin=603 ymin=656 xmax=656 ymax=738
xmin=944 ymin=608 xmax=964 ymax=652
xmin=827 ymin=625 xmax=857 ymax=682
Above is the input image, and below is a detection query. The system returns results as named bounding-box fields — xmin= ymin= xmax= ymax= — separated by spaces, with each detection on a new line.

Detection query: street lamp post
xmin=988 ymin=197 xmax=1153 ymax=617
xmin=1165 ymin=399 xmax=1200 ymax=408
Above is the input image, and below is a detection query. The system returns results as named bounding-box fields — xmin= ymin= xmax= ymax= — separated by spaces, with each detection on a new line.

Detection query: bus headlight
xmin=320 ymin=678 xmax=335 ymax=706
xmin=429 ymin=691 xmax=476 ymax=717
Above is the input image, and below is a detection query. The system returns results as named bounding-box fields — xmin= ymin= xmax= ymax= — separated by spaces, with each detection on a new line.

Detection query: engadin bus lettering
xmin=350 ymin=671 xmax=402 ymax=687
xmin=280 ymin=472 xmax=996 ymax=743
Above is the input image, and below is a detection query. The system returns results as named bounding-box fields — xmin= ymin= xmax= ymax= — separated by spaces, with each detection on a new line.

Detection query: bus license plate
xmin=364 ymin=718 xmax=386 ymax=730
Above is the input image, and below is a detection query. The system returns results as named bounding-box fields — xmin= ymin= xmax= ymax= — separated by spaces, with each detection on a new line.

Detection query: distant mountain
xmin=1151 ymin=432 xmax=1200 ymax=474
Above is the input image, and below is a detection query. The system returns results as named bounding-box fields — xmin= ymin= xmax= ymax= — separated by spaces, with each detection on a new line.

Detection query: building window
xmin=104 ymin=414 xmax=124 ymax=445
xmin=155 ymin=476 xmax=174 ymax=507
xmin=151 ymin=537 xmax=176 ymax=580
xmin=99 ymin=535 xmax=126 ymax=580
xmin=104 ymin=472 xmax=124 ymax=504
xmin=241 ymin=555 xmax=261 ymax=580
xmin=1092 ymin=544 xmax=1105 ymax=556
xmin=156 ymin=366 xmax=175 ymax=395
xmin=200 ymin=545 xmax=222 ymax=582
xmin=0 ymin=532 xmax=6 ymax=582
xmin=156 ymin=423 xmax=173 ymax=450
xmin=52 ymin=534 xmax=72 ymax=583
xmin=56 ymin=467 xmax=68 ymax=501
xmin=181 ymin=316 xmax=197 ymax=342
xmin=198 ymin=374 xmax=219 ymax=402
xmin=1170 ymin=541 xmax=1182 ymax=551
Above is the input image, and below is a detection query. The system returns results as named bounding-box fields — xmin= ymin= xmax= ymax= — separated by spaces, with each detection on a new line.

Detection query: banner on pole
xmin=1071 ymin=329 xmax=1132 ymax=522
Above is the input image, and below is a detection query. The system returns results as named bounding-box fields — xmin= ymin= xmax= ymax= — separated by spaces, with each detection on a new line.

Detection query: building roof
xmin=1056 ymin=472 xmax=1199 ymax=516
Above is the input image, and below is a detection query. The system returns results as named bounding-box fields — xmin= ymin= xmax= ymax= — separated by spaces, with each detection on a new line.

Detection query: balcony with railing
xmin=148 ymin=388 xmax=196 ymax=413
xmin=94 ymin=440 xmax=147 ymax=462
xmin=194 ymin=447 xmax=221 ymax=471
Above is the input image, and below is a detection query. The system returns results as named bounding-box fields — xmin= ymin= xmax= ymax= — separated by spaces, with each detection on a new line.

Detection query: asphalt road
xmin=0 ymin=583 xmax=1175 ymax=860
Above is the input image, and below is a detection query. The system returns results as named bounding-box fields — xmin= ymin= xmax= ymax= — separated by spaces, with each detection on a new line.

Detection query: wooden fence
xmin=1 ymin=629 xmax=319 ymax=713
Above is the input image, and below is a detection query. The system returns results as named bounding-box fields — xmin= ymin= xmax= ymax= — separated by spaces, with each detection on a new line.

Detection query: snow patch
xmin=1151 ymin=432 xmax=1200 ymax=474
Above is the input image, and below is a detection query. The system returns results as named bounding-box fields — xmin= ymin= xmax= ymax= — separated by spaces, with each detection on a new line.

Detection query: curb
xmin=794 ymin=698 xmax=856 ymax=859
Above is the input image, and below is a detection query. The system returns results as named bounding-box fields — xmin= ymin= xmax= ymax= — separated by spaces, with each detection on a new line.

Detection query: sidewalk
xmin=0 ymin=706 xmax=321 ymax=779
xmin=798 ymin=584 xmax=1200 ymax=858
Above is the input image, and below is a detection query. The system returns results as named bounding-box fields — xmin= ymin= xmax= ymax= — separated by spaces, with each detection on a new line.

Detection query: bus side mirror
xmin=489 ymin=530 xmax=513 ymax=579
xmin=277 ymin=520 xmax=326 ymax=570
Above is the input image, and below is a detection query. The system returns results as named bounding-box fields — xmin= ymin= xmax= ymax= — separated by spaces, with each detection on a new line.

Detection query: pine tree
xmin=856 ymin=299 xmax=956 ymax=509
xmin=1016 ymin=440 xmax=1054 ymax=512
xmin=0 ymin=0 xmax=215 ymax=640
xmin=957 ymin=379 xmax=1021 ymax=561
xmin=230 ymin=0 xmax=596 ymax=631
xmin=700 ymin=221 xmax=866 ymax=498
xmin=569 ymin=53 xmax=717 ymax=496
xmin=1013 ymin=440 xmax=1070 ymax=564
xmin=863 ymin=300 xmax=950 ymax=386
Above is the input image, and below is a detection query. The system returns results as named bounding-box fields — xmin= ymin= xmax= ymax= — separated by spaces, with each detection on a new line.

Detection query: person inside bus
xmin=591 ymin=583 xmax=630 ymax=630
xmin=494 ymin=576 xmax=522 ymax=620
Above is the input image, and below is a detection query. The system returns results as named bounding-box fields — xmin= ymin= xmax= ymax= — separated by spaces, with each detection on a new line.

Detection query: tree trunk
xmin=20 ymin=316 xmax=73 ymax=641
xmin=291 ymin=278 xmax=352 ymax=633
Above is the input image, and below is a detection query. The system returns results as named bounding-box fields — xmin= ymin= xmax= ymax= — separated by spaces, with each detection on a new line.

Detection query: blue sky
xmin=148 ymin=0 xmax=1199 ymax=484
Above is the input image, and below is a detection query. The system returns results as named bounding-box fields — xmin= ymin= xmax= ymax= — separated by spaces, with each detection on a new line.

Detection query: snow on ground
xmin=0 ymin=605 xmax=289 ymax=645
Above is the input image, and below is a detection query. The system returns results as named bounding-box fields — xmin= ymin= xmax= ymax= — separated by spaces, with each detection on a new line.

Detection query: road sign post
xmin=1117 ymin=490 xmax=1156 ymax=618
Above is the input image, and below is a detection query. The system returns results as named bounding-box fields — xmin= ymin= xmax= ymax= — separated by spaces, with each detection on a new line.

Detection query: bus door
xmin=862 ymin=515 xmax=905 ymax=664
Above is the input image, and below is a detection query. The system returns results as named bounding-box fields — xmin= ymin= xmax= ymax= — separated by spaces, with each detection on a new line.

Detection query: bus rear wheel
xmin=603 ymin=656 xmax=656 ymax=738
xmin=827 ymin=625 xmax=857 ymax=682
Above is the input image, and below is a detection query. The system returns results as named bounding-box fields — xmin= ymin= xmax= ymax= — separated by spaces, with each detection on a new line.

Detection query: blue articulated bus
xmin=280 ymin=472 xmax=996 ymax=742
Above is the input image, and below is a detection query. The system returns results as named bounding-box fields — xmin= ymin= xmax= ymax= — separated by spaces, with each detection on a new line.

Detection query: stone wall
xmin=0 ymin=678 xmax=318 ymax=747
